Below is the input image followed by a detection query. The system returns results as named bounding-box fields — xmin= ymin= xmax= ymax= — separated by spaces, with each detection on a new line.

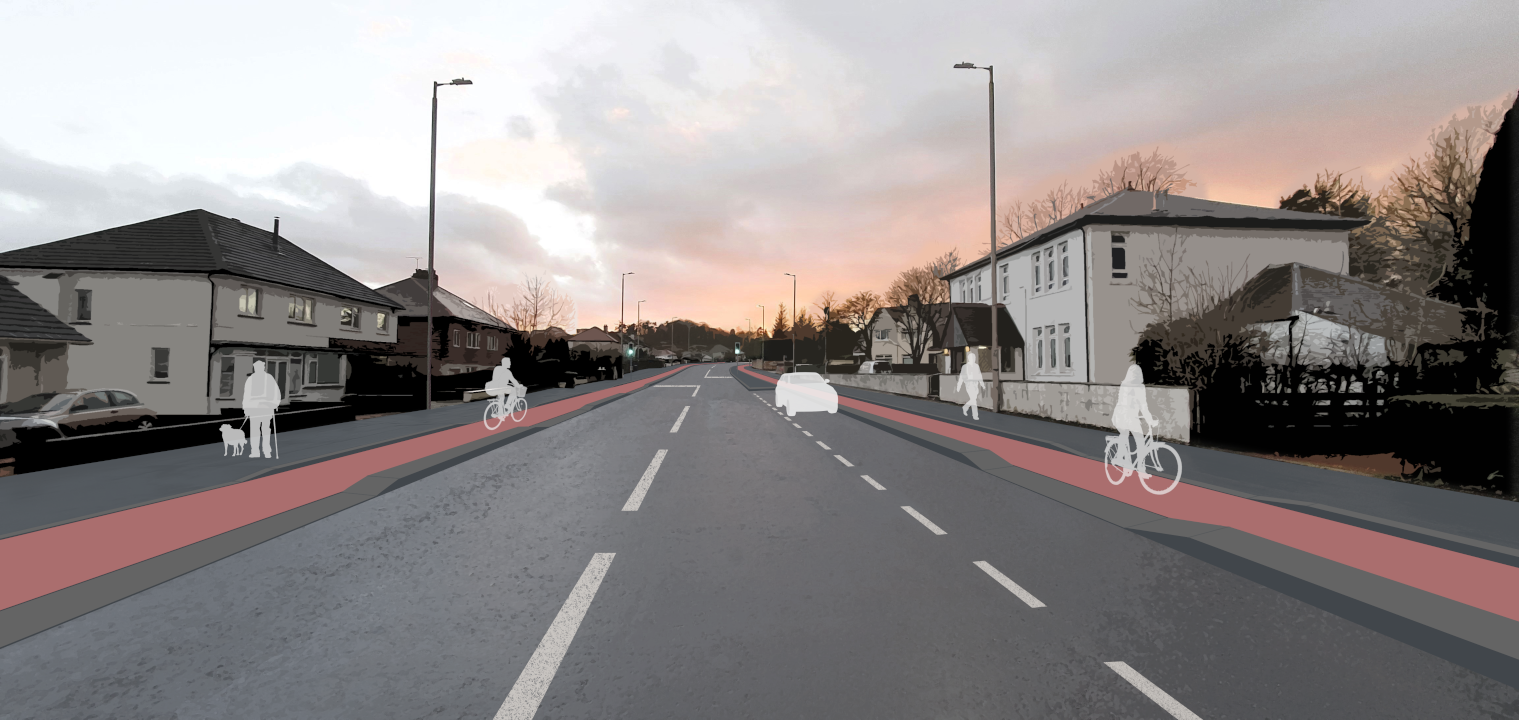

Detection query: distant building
xmin=374 ymin=269 xmax=518 ymax=376
xmin=0 ymin=276 xmax=93 ymax=402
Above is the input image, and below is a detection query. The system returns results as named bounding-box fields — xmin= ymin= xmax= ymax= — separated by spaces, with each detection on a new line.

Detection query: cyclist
xmin=485 ymin=357 xmax=524 ymax=415
xmin=1111 ymin=364 xmax=1157 ymax=476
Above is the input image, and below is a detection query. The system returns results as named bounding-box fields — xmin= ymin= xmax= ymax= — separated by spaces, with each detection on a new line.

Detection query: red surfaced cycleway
xmin=742 ymin=366 xmax=1519 ymax=622
xmin=0 ymin=367 xmax=686 ymax=611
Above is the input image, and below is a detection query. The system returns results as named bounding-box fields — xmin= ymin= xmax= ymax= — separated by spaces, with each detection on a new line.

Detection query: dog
xmin=219 ymin=423 xmax=248 ymax=456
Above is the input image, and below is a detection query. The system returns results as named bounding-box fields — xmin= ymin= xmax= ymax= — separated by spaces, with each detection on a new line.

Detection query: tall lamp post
xmin=425 ymin=77 xmax=472 ymax=411
xmin=954 ymin=61 xmax=1000 ymax=413
xmin=621 ymin=272 xmax=634 ymax=375
xmin=784 ymin=273 xmax=797 ymax=372
xmin=636 ymin=300 xmax=646 ymax=367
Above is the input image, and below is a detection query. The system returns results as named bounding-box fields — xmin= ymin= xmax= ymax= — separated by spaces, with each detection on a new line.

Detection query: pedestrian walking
xmin=242 ymin=360 xmax=282 ymax=458
xmin=956 ymin=348 xmax=988 ymax=421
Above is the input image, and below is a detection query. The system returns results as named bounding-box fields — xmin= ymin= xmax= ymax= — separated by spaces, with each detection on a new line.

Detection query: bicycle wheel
xmin=510 ymin=397 xmax=528 ymax=423
xmin=1103 ymin=438 xmax=1128 ymax=485
xmin=1140 ymin=444 xmax=1183 ymax=495
xmin=483 ymin=400 xmax=504 ymax=431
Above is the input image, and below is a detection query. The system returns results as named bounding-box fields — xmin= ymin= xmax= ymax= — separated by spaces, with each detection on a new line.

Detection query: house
xmin=926 ymin=304 xmax=1023 ymax=375
xmin=0 ymin=276 xmax=93 ymax=402
xmin=940 ymin=189 xmax=1367 ymax=384
xmin=528 ymin=326 xmax=573 ymax=348
xmin=865 ymin=301 xmax=957 ymax=365
xmin=567 ymin=326 xmax=622 ymax=358
xmin=374 ymin=269 xmax=518 ymax=376
xmin=1225 ymin=263 xmax=1466 ymax=368
xmin=0 ymin=210 xmax=403 ymax=415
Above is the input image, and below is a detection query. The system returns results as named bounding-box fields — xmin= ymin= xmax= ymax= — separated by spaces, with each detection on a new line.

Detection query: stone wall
xmin=826 ymin=373 xmax=933 ymax=397
xmin=938 ymin=374 xmax=1192 ymax=443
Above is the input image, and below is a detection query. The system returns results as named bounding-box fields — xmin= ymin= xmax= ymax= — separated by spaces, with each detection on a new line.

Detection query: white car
xmin=775 ymin=372 xmax=838 ymax=416
xmin=857 ymin=361 xmax=891 ymax=374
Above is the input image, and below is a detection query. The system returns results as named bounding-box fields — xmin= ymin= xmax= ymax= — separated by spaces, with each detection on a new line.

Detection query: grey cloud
xmin=658 ymin=42 xmax=704 ymax=94
xmin=506 ymin=115 xmax=535 ymax=141
xmin=0 ymin=143 xmax=586 ymax=304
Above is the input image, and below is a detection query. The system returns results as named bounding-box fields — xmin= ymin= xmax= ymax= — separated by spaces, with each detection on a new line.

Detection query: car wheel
xmin=138 ymin=419 xmax=154 ymax=429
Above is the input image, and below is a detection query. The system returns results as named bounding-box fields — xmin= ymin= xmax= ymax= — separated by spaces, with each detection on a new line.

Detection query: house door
xmin=270 ymin=360 xmax=289 ymax=405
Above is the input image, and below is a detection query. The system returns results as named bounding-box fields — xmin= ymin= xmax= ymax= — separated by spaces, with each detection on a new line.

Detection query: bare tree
xmin=507 ymin=274 xmax=576 ymax=332
xmin=813 ymin=290 xmax=837 ymax=319
xmin=1091 ymin=148 xmax=1197 ymax=197
xmin=836 ymin=290 xmax=882 ymax=355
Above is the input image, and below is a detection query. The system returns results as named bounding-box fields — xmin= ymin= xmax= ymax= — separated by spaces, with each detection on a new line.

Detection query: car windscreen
xmin=0 ymin=393 xmax=73 ymax=414
xmin=791 ymin=373 xmax=825 ymax=384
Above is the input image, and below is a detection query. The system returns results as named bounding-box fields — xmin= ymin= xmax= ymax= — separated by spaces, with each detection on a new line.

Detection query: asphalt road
xmin=1 ymin=363 xmax=1516 ymax=718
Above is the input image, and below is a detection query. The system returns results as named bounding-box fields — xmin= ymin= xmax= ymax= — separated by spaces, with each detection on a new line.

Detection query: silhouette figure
xmin=485 ymin=357 xmax=523 ymax=408
xmin=1111 ymin=364 xmax=1156 ymax=471
xmin=956 ymin=349 xmax=988 ymax=420
xmin=242 ymin=360 xmax=282 ymax=458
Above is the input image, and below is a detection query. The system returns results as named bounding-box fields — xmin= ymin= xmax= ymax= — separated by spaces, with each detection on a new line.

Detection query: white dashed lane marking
xmin=1103 ymin=662 xmax=1205 ymax=720
xmin=622 ymin=450 xmax=667 ymax=512
xmin=834 ymin=455 xmax=854 ymax=467
xmin=973 ymin=561 xmax=1045 ymax=608
xmin=491 ymin=553 xmax=615 ymax=720
xmin=669 ymin=406 xmax=690 ymax=433
xmin=901 ymin=506 xmax=946 ymax=535
xmin=860 ymin=474 xmax=885 ymax=490
xmin=817 ymin=441 xmax=831 ymax=450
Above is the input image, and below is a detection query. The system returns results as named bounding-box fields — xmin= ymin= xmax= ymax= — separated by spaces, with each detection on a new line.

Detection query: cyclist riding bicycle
xmin=1112 ymin=364 xmax=1157 ymax=476
xmin=485 ymin=357 xmax=524 ymax=412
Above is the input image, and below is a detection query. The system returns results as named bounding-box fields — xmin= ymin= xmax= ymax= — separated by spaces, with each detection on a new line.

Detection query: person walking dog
xmin=956 ymin=348 xmax=988 ymax=421
xmin=242 ymin=360 xmax=282 ymax=458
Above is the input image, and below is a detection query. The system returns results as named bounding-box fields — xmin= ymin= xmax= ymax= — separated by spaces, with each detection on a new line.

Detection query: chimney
xmin=412 ymin=268 xmax=438 ymax=286
xmin=1159 ymin=188 xmax=1169 ymax=211
xmin=272 ymin=217 xmax=281 ymax=252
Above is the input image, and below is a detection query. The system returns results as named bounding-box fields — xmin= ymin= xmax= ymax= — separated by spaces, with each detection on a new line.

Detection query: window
xmin=1045 ymin=249 xmax=1055 ymax=292
xmin=487 ymin=334 xmax=498 ymax=351
xmin=1033 ymin=263 xmax=1041 ymax=295
xmin=1046 ymin=325 xmax=1056 ymax=369
xmin=876 ymin=328 xmax=891 ymax=341
xmin=74 ymin=392 xmax=111 ymax=411
xmin=467 ymin=331 xmax=480 ymax=349
xmin=218 ymin=358 xmax=236 ymax=398
xmin=289 ymin=353 xmax=304 ymax=392
xmin=1059 ymin=243 xmax=1070 ymax=287
xmin=452 ymin=328 xmax=461 ymax=347
xmin=874 ymin=354 xmax=893 ymax=362
xmin=340 ymin=306 xmax=359 ymax=329
xmin=309 ymin=353 xmax=339 ymax=384
xmin=150 ymin=347 xmax=169 ymax=380
xmin=239 ymin=287 xmax=260 ymax=316
xmin=1060 ymin=324 xmax=1072 ymax=369
xmin=1034 ymin=327 xmax=1043 ymax=369
xmin=999 ymin=264 xmax=1009 ymax=297
xmin=1111 ymin=234 xmax=1127 ymax=279
xmin=288 ymin=296 xmax=314 ymax=323
xmin=75 ymin=289 xmax=92 ymax=322
xmin=975 ymin=273 xmax=983 ymax=302
xmin=108 ymin=390 xmax=140 ymax=406
xmin=376 ymin=311 xmax=388 ymax=332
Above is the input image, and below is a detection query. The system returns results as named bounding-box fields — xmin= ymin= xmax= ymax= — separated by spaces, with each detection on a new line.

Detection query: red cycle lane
xmin=0 ymin=366 xmax=686 ymax=612
xmin=740 ymin=365 xmax=1519 ymax=623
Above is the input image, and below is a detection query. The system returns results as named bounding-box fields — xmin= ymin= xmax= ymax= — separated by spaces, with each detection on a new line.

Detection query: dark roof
xmin=948 ymin=190 xmax=1372 ymax=278
xmin=374 ymin=270 xmax=515 ymax=330
xmin=1224 ymin=263 xmax=1466 ymax=343
xmin=928 ymin=304 xmax=1022 ymax=351
xmin=0 ymin=210 xmax=402 ymax=309
xmin=568 ymin=327 xmax=618 ymax=343
xmin=0 ymin=277 xmax=92 ymax=344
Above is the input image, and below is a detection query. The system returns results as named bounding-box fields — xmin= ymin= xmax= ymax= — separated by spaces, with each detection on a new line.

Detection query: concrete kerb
xmin=0 ymin=370 xmax=677 ymax=651
xmin=734 ymin=364 xmax=1519 ymax=688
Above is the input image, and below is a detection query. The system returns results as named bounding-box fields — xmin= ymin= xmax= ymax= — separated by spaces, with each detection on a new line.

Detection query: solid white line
xmin=803 ymin=431 xmax=813 ymax=437
xmin=670 ymin=406 xmax=690 ymax=433
xmin=492 ymin=553 xmax=616 ymax=720
xmin=901 ymin=506 xmax=946 ymax=535
xmin=622 ymin=450 xmax=667 ymax=511
xmin=691 ymin=385 xmax=700 ymax=397
xmin=816 ymin=441 xmax=831 ymax=450
xmin=834 ymin=454 xmax=854 ymax=467
xmin=973 ymin=561 xmax=1046 ymax=608
xmin=861 ymin=474 xmax=885 ymax=490
xmin=1104 ymin=662 xmax=1204 ymax=720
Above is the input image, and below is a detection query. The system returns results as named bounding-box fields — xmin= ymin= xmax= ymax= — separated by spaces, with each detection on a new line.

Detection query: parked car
xmin=0 ymin=389 xmax=159 ymax=439
xmin=701 ymin=355 xmax=712 ymax=362
xmin=857 ymin=360 xmax=892 ymax=374
xmin=775 ymin=372 xmax=838 ymax=416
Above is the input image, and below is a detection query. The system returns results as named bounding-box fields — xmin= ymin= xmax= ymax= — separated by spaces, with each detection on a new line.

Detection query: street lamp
xmin=636 ymin=300 xmax=646 ymax=367
xmin=621 ymin=272 xmax=634 ymax=375
xmin=425 ymin=77 xmax=472 ymax=411
xmin=670 ymin=317 xmax=679 ymax=356
xmin=955 ymin=61 xmax=1001 ymax=413
xmin=784 ymin=273 xmax=796 ymax=372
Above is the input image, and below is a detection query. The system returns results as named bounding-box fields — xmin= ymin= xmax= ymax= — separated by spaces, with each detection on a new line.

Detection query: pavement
xmin=0 ymin=362 xmax=1516 ymax=718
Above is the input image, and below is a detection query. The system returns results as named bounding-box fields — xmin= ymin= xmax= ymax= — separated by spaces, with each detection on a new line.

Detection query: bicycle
xmin=483 ymin=390 xmax=528 ymax=430
xmin=1103 ymin=416 xmax=1183 ymax=495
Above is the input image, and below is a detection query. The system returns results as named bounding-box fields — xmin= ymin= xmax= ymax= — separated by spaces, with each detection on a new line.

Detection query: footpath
xmin=0 ymin=365 xmax=687 ymax=649
xmin=738 ymin=365 xmax=1519 ymax=689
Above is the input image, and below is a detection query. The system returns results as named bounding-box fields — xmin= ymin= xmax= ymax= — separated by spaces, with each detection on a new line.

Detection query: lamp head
xmin=954 ymin=62 xmax=976 ymax=69
xmin=451 ymin=78 xmax=473 ymax=85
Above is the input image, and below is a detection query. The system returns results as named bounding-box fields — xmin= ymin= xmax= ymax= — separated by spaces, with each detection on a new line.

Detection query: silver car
xmin=0 ymin=389 xmax=158 ymax=439
xmin=775 ymin=372 xmax=839 ymax=416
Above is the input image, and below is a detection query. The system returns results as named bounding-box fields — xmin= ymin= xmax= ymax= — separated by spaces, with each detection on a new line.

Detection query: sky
xmin=1 ymin=0 xmax=1516 ymax=334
